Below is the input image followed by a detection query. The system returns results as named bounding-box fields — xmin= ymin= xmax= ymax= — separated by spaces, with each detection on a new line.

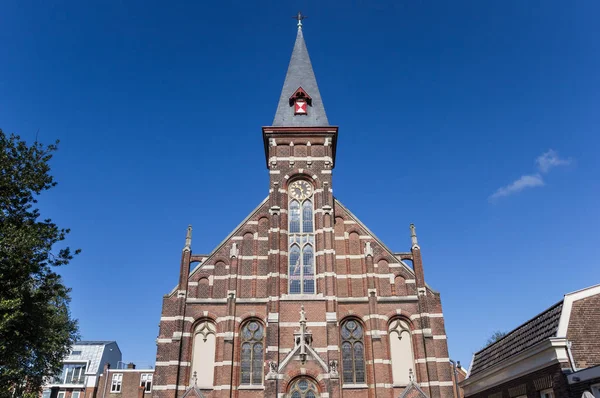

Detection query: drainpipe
xmin=567 ymin=341 xmax=578 ymax=372
xmin=449 ymin=359 xmax=460 ymax=398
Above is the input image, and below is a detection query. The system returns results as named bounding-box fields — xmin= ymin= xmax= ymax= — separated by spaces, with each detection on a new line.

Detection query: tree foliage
xmin=0 ymin=129 xmax=80 ymax=397
xmin=484 ymin=330 xmax=507 ymax=347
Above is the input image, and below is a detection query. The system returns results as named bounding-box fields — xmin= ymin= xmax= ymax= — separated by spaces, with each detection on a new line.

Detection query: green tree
xmin=484 ymin=330 xmax=507 ymax=347
xmin=0 ymin=130 xmax=80 ymax=397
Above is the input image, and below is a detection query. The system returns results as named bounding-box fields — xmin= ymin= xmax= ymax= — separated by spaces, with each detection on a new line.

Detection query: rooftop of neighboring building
xmin=468 ymin=283 xmax=600 ymax=378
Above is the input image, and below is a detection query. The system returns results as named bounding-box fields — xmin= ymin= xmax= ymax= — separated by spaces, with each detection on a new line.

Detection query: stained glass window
xmin=288 ymin=378 xmax=319 ymax=397
xmin=340 ymin=319 xmax=366 ymax=384
xmin=288 ymin=181 xmax=316 ymax=294
xmin=240 ymin=321 xmax=264 ymax=385
xmin=290 ymin=201 xmax=301 ymax=233
xmin=302 ymin=200 xmax=313 ymax=232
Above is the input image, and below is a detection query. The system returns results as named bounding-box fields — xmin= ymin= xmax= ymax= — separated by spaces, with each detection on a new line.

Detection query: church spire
xmin=272 ymin=15 xmax=329 ymax=127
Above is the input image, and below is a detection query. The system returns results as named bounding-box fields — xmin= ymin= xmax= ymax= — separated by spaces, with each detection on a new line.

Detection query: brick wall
xmin=566 ymin=294 xmax=600 ymax=369
xmin=153 ymin=131 xmax=454 ymax=397
xmin=96 ymin=369 xmax=151 ymax=398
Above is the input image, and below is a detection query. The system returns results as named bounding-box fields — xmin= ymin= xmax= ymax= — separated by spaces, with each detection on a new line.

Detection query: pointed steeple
xmin=272 ymin=20 xmax=329 ymax=127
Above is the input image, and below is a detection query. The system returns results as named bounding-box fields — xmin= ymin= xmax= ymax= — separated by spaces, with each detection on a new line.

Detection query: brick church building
xmin=153 ymin=17 xmax=457 ymax=398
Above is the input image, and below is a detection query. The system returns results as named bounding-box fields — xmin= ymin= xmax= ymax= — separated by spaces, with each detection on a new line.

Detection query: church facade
xmin=153 ymin=20 xmax=456 ymax=398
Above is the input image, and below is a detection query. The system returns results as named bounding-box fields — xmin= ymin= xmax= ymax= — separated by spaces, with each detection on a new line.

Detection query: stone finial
xmin=364 ymin=241 xmax=373 ymax=257
xmin=299 ymin=304 xmax=307 ymax=324
xmin=230 ymin=243 xmax=239 ymax=259
xmin=410 ymin=223 xmax=419 ymax=248
xmin=183 ymin=225 xmax=192 ymax=252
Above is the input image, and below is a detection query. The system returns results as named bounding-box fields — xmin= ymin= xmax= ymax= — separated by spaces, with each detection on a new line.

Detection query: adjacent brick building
xmin=96 ymin=363 xmax=154 ymax=398
xmin=153 ymin=17 xmax=458 ymax=398
xmin=460 ymin=284 xmax=600 ymax=398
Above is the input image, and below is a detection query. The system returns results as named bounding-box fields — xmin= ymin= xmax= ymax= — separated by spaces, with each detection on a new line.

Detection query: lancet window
xmin=288 ymin=180 xmax=315 ymax=295
xmin=240 ymin=320 xmax=264 ymax=385
xmin=389 ymin=319 xmax=415 ymax=385
xmin=340 ymin=319 xmax=366 ymax=384
xmin=190 ymin=321 xmax=216 ymax=388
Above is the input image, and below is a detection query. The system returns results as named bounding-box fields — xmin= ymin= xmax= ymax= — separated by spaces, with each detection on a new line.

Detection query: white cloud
xmin=536 ymin=149 xmax=571 ymax=173
xmin=489 ymin=149 xmax=571 ymax=202
xmin=489 ymin=174 xmax=545 ymax=201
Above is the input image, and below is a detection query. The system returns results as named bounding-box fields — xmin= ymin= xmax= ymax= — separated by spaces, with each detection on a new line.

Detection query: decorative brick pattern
xmin=153 ymin=129 xmax=456 ymax=398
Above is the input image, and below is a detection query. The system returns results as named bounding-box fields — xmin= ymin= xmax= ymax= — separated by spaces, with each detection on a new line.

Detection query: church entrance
xmin=288 ymin=378 xmax=319 ymax=398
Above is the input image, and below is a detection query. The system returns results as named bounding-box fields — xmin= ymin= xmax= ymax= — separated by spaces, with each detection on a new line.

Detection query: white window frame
xmin=57 ymin=392 xmax=65 ymax=398
xmin=140 ymin=373 xmax=153 ymax=393
xmin=539 ymin=388 xmax=554 ymax=398
xmin=72 ymin=392 xmax=80 ymax=398
xmin=111 ymin=373 xmax=123 ymax=393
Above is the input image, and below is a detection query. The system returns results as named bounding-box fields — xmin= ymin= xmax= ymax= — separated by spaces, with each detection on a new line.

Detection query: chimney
xmin=127 ymin=362 xmax=136 ymax=369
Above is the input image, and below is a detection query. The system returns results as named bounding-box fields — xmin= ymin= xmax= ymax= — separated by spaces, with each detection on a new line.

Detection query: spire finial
xmin=183 ymin=225 xmax=192 ymax=252
xmin=410 ymin=223 xmax=419 ymax=248
xmin=293 ymin=11 xmax=307 ymax=29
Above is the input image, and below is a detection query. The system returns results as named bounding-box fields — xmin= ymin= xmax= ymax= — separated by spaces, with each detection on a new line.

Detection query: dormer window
xmin=290 ymin=87 xmax=312 ymax=115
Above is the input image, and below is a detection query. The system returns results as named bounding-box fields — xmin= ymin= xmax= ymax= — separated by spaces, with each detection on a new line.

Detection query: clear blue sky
xmin=2 ymin=1 xmax=599 ymax=369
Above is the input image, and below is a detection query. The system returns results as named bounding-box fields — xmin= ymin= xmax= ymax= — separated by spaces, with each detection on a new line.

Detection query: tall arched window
xmin=389 ymin=319 xmax=415 ymax=385
xmin=288 ymin=180 xmax=315 ymax=295
xmin=340 ymin=319 xmax=366 ymax=384
xmin=288 ymin=378 xmax=319 ymax=398
xmin=190 ymin=321 xmax=216 ymax=388
xmin=240 ymin=320 xmax=264 ymax=386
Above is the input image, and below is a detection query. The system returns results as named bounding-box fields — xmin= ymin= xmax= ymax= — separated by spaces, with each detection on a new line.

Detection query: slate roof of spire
xmin=272 ymin=27 xmax=329 ymax=127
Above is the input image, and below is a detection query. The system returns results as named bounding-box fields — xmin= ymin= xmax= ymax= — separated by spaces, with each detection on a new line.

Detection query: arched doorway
xmin=288 ymin=378 xmax=319 ymax=398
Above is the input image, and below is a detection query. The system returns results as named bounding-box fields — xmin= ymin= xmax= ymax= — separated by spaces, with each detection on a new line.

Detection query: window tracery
xmin=288 ymin=180 xmax=315 ymax=295
xmin=288 ymin=378 xmax=319 ymax=398
xmin=240 ymin=320 xmax=264 ymax=385
xmin=340 ymin=319 xmax=366 ymax=384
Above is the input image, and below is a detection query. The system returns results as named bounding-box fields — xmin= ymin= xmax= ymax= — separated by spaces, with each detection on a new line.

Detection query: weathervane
xmin=293 ymin=11 xmax=307 ymax=29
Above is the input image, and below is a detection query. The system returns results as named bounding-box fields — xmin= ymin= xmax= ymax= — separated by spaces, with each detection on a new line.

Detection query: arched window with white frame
xmin=288 ymin=179 xmax=315 ymax=295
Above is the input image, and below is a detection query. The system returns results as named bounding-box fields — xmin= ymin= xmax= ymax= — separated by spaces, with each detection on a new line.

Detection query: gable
xmin=398 ymin=381 xmax=430 ymax=398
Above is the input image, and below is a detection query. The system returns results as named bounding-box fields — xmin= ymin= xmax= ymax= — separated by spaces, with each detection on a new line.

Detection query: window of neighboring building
xmin=540 ymin=388 xmax=554 ymax=398
xmin=340 ymin=319 xmax=366 ymax=385
xmin=389 ymin=318 xmax=415 ymax=385
xmin=72 ymin=391 xmax=80 ymax=398
xmin=58 ymin=363 xmax=86 ymax=384
xmin=57 ymin=392 xmax=65 ymax=398
xmin=240 ymin=320 xmax=264 ymax=385
xmin=71 ymin=350 xmax=82 ymax=356
xmin=190 ymin=321 xmax=216 ymax=387
xmin=288 ymin=180 xmax=315 ymax=295
xmin=41 ymin=390 xmax=51 ymax=398
xmin=111 ymin=373 xmax=123 ymax=393
xmin=140 ymin=373 xmax=153 ymax=393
